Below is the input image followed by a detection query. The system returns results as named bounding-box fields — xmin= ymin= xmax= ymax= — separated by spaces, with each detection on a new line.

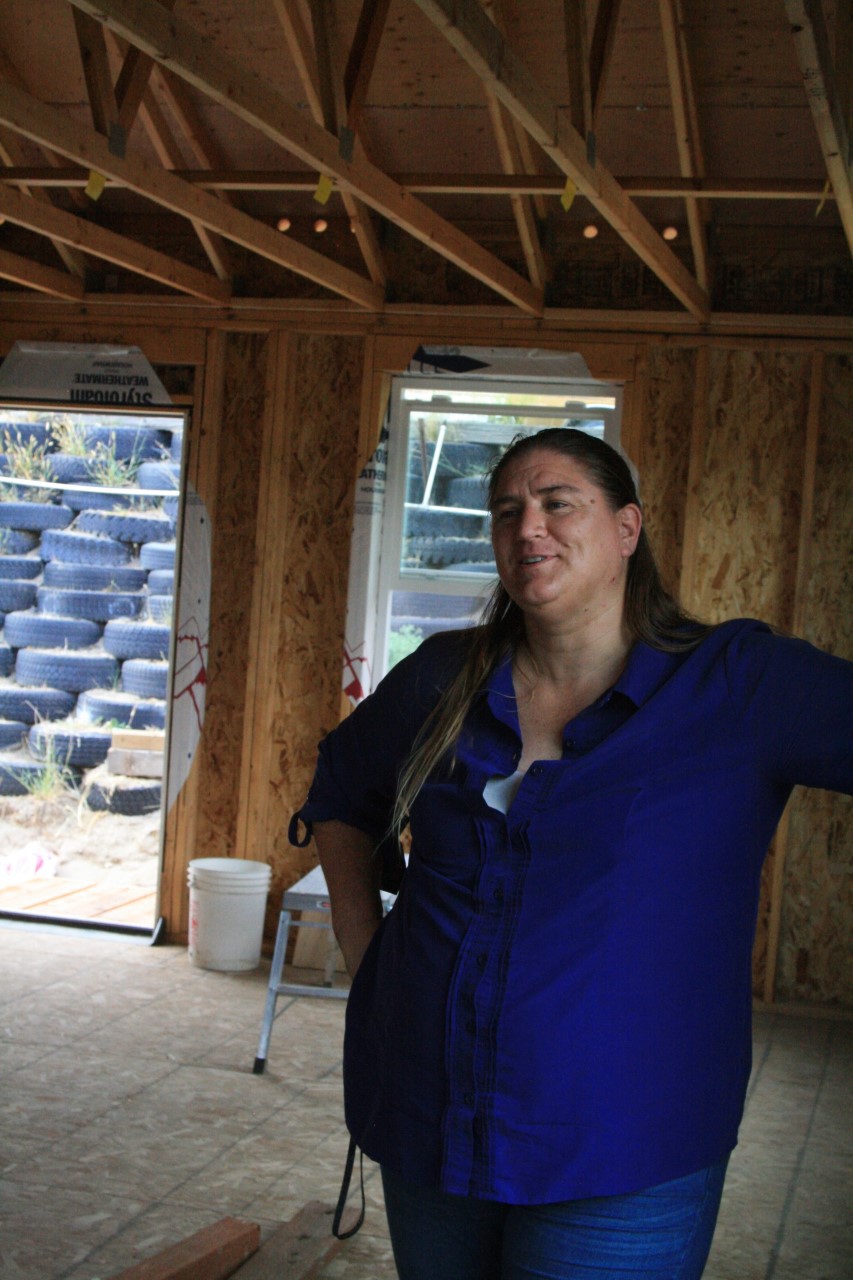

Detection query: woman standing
xmin=293 ymin=428 xmax=852 ymax=1279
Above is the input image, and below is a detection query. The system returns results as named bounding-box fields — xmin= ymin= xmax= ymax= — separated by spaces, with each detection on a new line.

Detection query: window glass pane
xmin=373 ymin=373 xmax=621 ymax=682
xmin=388 ymin=589 xmax=490 ymax=668
xmin=400 ymin=410 xmax=607 ymax=578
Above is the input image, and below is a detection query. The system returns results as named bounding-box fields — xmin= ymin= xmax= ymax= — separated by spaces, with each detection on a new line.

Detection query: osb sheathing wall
xmin=637 ymin=346 xmax=852 ymax=1006
xmin=0 ymin=313 xmax=848 ymax=1005
xmin=161 ymin=328 xmax=364 ymax=943
xmin=183 ymin=333 xmax=848 ymax=1005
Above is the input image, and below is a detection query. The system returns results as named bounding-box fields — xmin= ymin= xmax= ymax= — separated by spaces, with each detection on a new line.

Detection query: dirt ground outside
xmin=0 ymin=789 xmax=161 ymax=891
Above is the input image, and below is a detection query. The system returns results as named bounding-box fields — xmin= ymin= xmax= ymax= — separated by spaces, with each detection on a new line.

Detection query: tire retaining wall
xmin=0 ymin=418 xmax=180 ymax=810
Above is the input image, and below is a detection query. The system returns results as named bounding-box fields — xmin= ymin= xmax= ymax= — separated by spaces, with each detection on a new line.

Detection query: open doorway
xmin=0 ymin=403 xmax=186 ymax=938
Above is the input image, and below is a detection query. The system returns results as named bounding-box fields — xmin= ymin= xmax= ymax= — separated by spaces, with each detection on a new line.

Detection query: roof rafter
xmin=344 ymin=0 xmax=392 ymax=137
xmin=72 ymin=9 xmax=120 ymax=141
xmin=658 ymin=0 xmax=710 ymax=290
xmin=273 ymin=0 xmax=387 ymax=286
xmin=103 ymin=26 xmax=235 ymax=280
xmin=0 ymin=47 xmax=88 ymax=274
xmin=482 ymin=0 xmax=549 ymax=291
xmin=115 ymin=44 xmax=161 ymax=132
xmin=0 ymin=180 xmax=230 ymax=303
xmin=409 ymin=0 xmax=709 ymax=320
xmin=308 ymin=0 xmax=340 ymax=137
xmin=64 ymin=0 xmax=541 ymax=314
xmin=0 ymin=244 xmax=85 ymax=299
xmin=563 ymin=0 xmax=591 ymax=138
xmin=0 ymin=79 xmax=385 ymax=308
xmin=589 ymin=0 xmax=623 ymax=128
xmin=0 ymin=124 xmax=88 ymax=279
xmin=784 ymin=0 xmax=853 ymax=255
xmin=272 ymin=0 xmax=322 ymax=119
xmin=137 ymin=87 xmax=235 ymax=280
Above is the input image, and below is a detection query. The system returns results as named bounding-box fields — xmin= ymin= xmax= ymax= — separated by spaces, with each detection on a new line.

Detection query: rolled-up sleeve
xmin=290 ymin=630 xmax=466 ymax=845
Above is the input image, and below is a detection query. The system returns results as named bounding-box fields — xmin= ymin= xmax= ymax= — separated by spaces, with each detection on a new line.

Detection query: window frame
xmin=370 ymin=373 xmax=624 ymax=685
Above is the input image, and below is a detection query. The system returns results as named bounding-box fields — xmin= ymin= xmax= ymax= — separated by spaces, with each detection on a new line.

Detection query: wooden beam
xmin=0 ymin=181 xmax=231 ymax=304
xmin=485 ymin=94 xmax=549 ymax=290
xmin=137 ymin=86 xmax=234 ymax=280
xmin=0 ymin=245 xmax=85 ymax=300
xmin=308 ymin=0 xmax=340 ymax=137
xmin=235 ymin=331 xmax=294 ymax=865
xmin=292 ymin=0 xmax=384 ymax=282
xmin=837 ymin=0 xmax=852 ymax=158
xmin=0 ymin=50 xmax=88 ymax=273
xmin=154 ymin=69 xmax=230 ymax=175
xmin=103 ymin=1216 xmax=259 ymax=1280
xmin=481 ymin=0 xmax=549 ymax=290
xmin=223 ymin=1203 xmax=346 ymax=1279
xmin=114 ymin=0 xmax=178 ymax=133
xmin=273 ymin=0 xmax=388 ymax=287
xmin=272 ymin=0 xmax=323 ymax=121
xmin=0 ymin=80 xmax=384 ymax=309
xmin=115 ymin=44 xmax=161 ymax=132
xmin=148 ymin=53 xmax=259 ymax=274
xmin=589 ymin=0 xmax=623 ymax=127
xmin=785 ymin=0 xmax=853 ymax=256
xmin=409 ymin=0 xmax=709 ymax=319
xmin=0 ymin=133 xmax=88 ymax=278
xmin=0 ymin=167 xmax=836 ymax=201
xmin=658 ymin=0 xmax=710 ymax=290
xmin=103 ymin=25 xmax=234 ymax=280
xmin=72 ymin=9 xmax=120 ymax=140
xmin=564 ymin=0 xmax=592 ymax=138
xmin=344 ymin=0 xmax=392 ymax=136
xmin=65 ymin=0 xmax=540 ymax=313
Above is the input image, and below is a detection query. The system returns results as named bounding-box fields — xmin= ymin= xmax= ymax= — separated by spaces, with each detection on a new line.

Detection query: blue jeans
xmin=381 ymin=1159 xmax=729 ymax=1280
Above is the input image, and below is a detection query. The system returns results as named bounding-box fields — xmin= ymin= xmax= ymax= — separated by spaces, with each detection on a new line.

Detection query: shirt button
xmin=530 ymin=764 xmax=542 ymax=777
xmin=476 ymin=953 xmax=487 ymax=968
xmin=493 ymin=887 xmax=504 ymax=903
xmin=463 ymin=1092 xmax=474 ymax=1107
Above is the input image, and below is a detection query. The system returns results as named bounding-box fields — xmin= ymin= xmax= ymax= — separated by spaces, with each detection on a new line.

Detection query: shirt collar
xmin=482 ymin=637 xmax=682 ymax=731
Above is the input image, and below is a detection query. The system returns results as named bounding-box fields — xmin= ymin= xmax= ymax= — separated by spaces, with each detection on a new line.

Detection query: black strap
xmin=332 ymin=1135 xmax=365 ymax=1239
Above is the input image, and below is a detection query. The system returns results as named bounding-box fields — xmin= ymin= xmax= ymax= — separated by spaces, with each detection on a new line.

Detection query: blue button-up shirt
xmin=295 ymin=620 xmax=852 ymax=1203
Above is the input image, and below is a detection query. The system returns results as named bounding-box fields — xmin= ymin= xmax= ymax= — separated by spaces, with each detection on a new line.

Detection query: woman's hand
xmin=313 ymin=819 xmax=384 ymax=978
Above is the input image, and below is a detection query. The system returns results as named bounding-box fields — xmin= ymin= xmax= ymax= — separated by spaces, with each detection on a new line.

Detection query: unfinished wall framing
xmin=0 ymin=306 xmax=849 ymax=1007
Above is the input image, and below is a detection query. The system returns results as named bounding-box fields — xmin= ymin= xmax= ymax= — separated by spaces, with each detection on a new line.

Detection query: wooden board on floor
xmin=111 ymin=729 xmax=166 ymax=751
xmin=107 ymin=747 xmax=165 ymax=778
xmin=0 ymin=877 xmax=156 ymax=925
xmin=105 ymin=1216 xmax=259 ymax=1280
xmin=231 ymin=1202 xmax=348 ymax=1280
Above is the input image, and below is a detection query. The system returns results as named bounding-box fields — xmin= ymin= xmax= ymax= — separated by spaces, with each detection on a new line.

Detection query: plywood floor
xmin=1 ymin=923 xmax=851 ymax=1280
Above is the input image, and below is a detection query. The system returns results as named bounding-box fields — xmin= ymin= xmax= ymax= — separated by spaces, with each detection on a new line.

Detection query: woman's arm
xmin=313 ymin=819 xmax=384 ymax=978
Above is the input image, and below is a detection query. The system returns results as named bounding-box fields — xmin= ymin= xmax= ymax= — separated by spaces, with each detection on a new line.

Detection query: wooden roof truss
xmin=0 ymin=0 xmax=848 ymax=316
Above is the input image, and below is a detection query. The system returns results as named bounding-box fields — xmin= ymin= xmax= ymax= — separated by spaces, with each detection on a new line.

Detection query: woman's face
xmin=489 ymin=449 xmax=641 ymax=627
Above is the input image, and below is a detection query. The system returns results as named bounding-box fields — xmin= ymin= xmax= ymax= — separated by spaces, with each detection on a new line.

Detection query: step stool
xmin=252 ymin=865 xmax=393 ymax=1074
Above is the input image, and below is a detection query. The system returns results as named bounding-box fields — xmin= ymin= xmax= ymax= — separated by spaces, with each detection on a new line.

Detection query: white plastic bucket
xmin=188 ymin=857 xmax=272 ymax=971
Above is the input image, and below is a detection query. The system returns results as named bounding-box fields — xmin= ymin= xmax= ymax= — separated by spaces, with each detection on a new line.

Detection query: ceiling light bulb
xmin=276 ymin=216 xmax=291 ymax=232
xmin=662 ymin=225 xmax=678 ymax=241
xmin=582 ymin=223 xmax=599 ymax=239
xmin=314 ymin=217 xmax=328 ymax=233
